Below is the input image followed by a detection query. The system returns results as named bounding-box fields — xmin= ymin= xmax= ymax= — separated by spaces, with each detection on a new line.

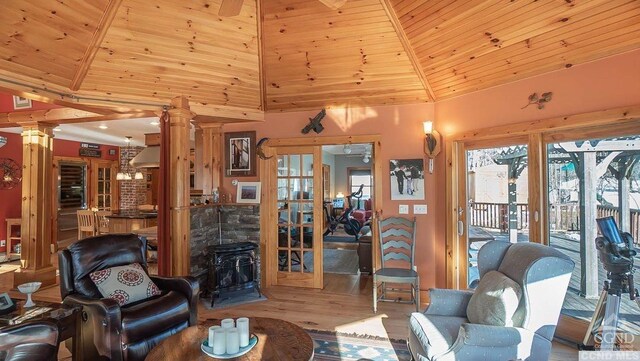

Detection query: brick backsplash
xmin=119 ymin=146 xmax=148 ymax=210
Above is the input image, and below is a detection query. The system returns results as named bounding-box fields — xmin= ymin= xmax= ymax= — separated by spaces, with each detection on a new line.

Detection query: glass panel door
xmin=91 ymin=160 xmax=117 ymax=211
xmin=547 ymin=135 xmax=640 ymax=335
xmin=274 ymin=146 xmax=323 ymax=288
xmin=465 ymin=144 xmax=530 ymax=288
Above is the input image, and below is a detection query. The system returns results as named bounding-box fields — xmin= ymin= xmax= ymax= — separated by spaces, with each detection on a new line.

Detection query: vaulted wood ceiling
xmin=0 ymin=0 xmax=638 ymax=120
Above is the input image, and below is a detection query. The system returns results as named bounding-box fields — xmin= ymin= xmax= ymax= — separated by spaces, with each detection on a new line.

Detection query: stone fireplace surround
xmin=189 ymin=205 xmax=261 ymax=288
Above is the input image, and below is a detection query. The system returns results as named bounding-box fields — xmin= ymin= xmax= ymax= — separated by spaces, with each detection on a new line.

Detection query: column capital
xmin=193 ymin=122 xmax=224 ymax=131
xmin=17 ymin=121 xmax=58 ymax=131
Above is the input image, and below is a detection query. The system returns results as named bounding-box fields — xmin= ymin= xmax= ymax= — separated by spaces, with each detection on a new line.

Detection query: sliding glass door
xmin=465 ymin=145 xmax=530 ymax=287
xmin=546 ymin=134 xmax=640 ymax=335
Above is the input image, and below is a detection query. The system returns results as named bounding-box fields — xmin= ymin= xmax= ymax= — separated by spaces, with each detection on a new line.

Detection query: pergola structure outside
xmin=490 ymin=137 xmax=640 ymax=298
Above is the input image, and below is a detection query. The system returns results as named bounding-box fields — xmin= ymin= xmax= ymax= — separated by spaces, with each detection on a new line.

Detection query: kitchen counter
xmin=107 ymin=210 xmax=158 ymax=219
xmin=108 ymin=211 xmax=158 ymax=233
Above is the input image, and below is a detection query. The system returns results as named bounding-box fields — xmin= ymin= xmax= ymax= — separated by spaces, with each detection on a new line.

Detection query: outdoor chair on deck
xmin=373 ymin=216 xmax=419 ymax=312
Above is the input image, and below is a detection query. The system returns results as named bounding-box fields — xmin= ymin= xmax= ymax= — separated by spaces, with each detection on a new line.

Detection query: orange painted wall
xmin=219 ymin=49 xmax=640 ymax=293
xmin=436 ymin=49 xmax=640 ymax=135
xmin=222 ymin=103 xmax=446 ymax=290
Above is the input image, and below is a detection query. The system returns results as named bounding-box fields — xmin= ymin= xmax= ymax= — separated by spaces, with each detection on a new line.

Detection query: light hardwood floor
xmin=0 ymin=263 xmax=579 ymax=360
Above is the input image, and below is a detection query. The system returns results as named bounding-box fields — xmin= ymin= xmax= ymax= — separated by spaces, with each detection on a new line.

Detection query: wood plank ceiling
xmin=389 ymin=0 xmax=640 ymax=99
xmin=0 ymin=0 xmax=638 ymax=117
xmin=262 ymin=0 xmax=430 ymax=110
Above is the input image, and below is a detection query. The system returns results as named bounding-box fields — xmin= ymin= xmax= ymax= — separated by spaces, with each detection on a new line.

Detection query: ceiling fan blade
xmin=219 ymin=0 xmax=243 ymax=17
xmin=318 ymin=0 xmax=347 ymax=10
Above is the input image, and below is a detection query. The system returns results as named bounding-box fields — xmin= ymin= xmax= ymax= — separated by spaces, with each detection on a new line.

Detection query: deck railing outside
xmin=470 ymin=202 xmax=640 ymax=246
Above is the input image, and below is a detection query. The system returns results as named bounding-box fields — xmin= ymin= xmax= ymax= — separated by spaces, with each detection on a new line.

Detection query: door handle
xmin=534 ymin=210 xmax=539 ymax=222
xmin=457 ymin=221 xmax=464 ymax=236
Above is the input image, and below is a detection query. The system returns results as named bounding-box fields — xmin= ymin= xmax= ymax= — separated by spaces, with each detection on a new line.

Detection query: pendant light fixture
xmin=116 ymin=136 xmax=142 ymax=181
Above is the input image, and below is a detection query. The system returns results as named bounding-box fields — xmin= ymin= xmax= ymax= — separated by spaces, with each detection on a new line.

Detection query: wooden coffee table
xmin=145 ymin=317 xmax=314 ymax=361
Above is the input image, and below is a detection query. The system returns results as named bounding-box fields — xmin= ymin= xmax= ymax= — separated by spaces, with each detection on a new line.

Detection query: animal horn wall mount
xmin=256 ymin=138 xmax=273 ymax=160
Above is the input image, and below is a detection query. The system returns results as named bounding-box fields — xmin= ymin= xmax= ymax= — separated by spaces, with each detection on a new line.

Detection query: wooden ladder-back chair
xmin=373 ymin=216 xmax=419 ymax=312
xmin=76 ymin=210 xmax=96 ymax=240
xmin=95 ymin=211 xmax=111 ymax=235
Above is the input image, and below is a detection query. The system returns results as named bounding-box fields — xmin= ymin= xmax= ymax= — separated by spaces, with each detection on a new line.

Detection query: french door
xmin=452 ymin=136 xmax=541 ymax=289
xmin=90 ymin=160 xmax=118 ymax=211
xmin=271 ymin=146 xmax=323 ymax=288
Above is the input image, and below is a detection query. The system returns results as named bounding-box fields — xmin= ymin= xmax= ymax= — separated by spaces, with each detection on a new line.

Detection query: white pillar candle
xmin=221 ymin=318 xmax=235 ymax=329
xmin=213 ymin=328 xmax=226 ymax=355
xmin=226 ymin=327 xmax=240 ymax=354
xmin=236 ymin=317 xmax=250 ymax=347
xmin=208 ymin=325 xmax=220 ymax=348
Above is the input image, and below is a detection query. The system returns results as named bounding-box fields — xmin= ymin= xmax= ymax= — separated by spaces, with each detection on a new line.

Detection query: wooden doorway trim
xmin=261 ymin=134 xmax=383 ymax=286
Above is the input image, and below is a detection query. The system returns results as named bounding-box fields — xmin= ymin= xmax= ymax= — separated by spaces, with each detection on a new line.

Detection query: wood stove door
xmin=271 ymin=146 xmax=323 ymax=288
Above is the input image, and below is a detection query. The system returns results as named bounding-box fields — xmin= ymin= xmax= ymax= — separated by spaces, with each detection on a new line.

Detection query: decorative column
xmin=194 ymin=123 xmax=223 ymax=195
xmin=167 ymin=97 xmax=193 ymax=276
xmin=13 ymin=122 xmax=57 ymax=288
xmin=578 ymin=152 xmax=598 ymax=299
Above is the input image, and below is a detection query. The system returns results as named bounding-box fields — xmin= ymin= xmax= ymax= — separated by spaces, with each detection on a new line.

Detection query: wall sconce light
xmin=423 ymin=121 xmax=442 ymax=174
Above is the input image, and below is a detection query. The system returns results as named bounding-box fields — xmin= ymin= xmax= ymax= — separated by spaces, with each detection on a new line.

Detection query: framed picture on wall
xmin=236 ymin=182 xmax=261 ymax=204
xmin=224 ymin=131 xmax=256 ymax=177
xmin=12 ymin=96 xmax=32 ymax=110
xmin=389 ymin=159 xmax=425 ymax=200
xmin=0 ymin=292 xmax=15 ymax=315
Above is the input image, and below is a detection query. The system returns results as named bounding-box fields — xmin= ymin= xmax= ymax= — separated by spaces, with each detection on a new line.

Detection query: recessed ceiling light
xmin=150 ymin=121 xmax=160 ymax=126
xmin=53 ymin=127 xmax=62 ymax=132
xmin=98 ymin=124 xmax=108 ymax=129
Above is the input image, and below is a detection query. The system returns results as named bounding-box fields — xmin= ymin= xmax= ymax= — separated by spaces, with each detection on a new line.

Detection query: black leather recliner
xmin=0 ymin=320 xmax=59 ymax=361
xmin=58 ymin=233 xmax=199 ymax=361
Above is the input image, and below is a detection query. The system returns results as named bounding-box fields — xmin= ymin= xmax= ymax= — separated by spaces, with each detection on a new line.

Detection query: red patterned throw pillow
xmin=90 ymin=263 xmax=161 ymax=306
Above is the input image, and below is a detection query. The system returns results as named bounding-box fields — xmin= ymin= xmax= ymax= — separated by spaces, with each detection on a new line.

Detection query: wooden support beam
xmin=194 ymin=123 xmax=223 ymax=194
xmin=619 ymin=176 xmax=630 ymax=233
xmin=318 ymin=0 xmax=348 ymax=10
xmin=451 ymin=105 xmax=640 ymax=141
xmin=13 ymin=122 xmax=57 ymax=289
xmin=69 ymin=0 xmax=123 ymax=91
xmin=578 ymin=152 xmax=599 ymax=299
xmin=191 ymin=103 xmax=264 ymax=123
xmin=219 ymin=0 xmax=244 ymax=16
xmin=507 ymin=164 xmax=518 ymax=243
xmin=167 ymin=97 xmax=193 ymax=276
xmin=256 ymin=0 xmax=266 ymax=111
xmin=0 ymin=72 xmax=265 ymax=123
xmin=0 ymin=108 xmax=158 ymax=128
xmin=379 ymin=0 xmax=436 ymax=101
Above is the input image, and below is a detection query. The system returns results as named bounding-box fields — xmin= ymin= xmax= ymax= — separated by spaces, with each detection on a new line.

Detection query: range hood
xmin=129 ymin=146 xmax=160 ymax=168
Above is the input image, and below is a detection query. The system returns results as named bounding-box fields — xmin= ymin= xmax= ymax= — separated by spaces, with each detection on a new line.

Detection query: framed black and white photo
xmin=236 ymin=181 xmax=261 ymax=204
xmin=225 ymin=131 xmax=256 ymax=177
xmin=12 ymin=96 xmax=32 ymax=110
xmin=389 ymin=159 xmax=425 ymax=200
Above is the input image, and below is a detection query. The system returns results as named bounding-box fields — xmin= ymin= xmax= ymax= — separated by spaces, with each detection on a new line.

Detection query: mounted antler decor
xmin=522 ymin=92 xmax=553 ymax=109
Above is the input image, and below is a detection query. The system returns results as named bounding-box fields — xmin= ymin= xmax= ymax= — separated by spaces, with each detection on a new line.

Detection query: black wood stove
xmin=209 ymin=241 xmax=261 ymax=306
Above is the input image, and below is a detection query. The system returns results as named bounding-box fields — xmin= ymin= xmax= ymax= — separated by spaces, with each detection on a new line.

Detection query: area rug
xmin=292 ymin=249 xmax=359 ymax=275
xmin=307 ymin=329 xmax=412 ymax=361
xmin=200 ymin=290 xmax=267 ymax=310
xmin=324 ymin=235 xmax=358 ymax=243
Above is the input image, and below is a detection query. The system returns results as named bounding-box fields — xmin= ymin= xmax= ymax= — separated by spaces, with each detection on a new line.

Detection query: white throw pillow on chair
xmin=466 ymin=270 xmax=522 ymax=327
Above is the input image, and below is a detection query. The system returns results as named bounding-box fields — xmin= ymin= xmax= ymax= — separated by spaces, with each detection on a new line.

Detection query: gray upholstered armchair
xmin=408 ymin=241 xmax=574 ymax=361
